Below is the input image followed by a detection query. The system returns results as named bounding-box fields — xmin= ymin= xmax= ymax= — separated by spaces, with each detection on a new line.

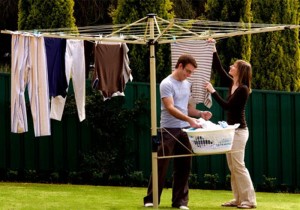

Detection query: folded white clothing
xmin=197 ymin=118 xmax=222 ymax=129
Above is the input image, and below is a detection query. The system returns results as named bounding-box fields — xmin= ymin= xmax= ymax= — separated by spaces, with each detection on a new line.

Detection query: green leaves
xmin=18 ymin=0 xmax=76 ymax=30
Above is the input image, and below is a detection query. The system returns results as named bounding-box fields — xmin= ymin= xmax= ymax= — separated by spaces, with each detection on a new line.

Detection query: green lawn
xmin=0 ymin=182 xmax=299 ymax=210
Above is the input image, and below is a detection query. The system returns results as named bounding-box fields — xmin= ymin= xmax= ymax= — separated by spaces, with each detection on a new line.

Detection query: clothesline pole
xmin=148 ymin=13 xmax=159 ymax=209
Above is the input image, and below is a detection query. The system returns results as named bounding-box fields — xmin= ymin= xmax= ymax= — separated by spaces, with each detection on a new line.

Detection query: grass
xmin=0 ymin=182 xmax=299 ymax=210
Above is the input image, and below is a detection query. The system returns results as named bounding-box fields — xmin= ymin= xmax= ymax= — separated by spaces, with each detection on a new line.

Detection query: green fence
xmin=0 ymin=72 xmax=299 ymax=189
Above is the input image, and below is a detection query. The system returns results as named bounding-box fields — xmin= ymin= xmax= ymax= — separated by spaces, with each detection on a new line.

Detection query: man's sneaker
xmin=144 ymin=203 xmax=153 ymax=207
xmin=179 ymin=206 xmax=189 ymax=210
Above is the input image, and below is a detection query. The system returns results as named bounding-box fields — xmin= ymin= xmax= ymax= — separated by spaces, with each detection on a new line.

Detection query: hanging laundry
xmin=171 ymin=40 xmax=214 ymax=107
xmin=50 ymin=39 xmax=86 ymax=122
xmin=84 ymin=40 xmax=94 ymax=79
xmin=10 ymin=34 xmax=51 ymax=137
xmin=93 ymin=43 xmax=132 ymax=100
xmin=44 ymin=37 xmax=68 ymax=97
xmin=203 ymin=91 xmax=212 ymax=108
xmin=122 ymin=43 xmax=133 ymax=84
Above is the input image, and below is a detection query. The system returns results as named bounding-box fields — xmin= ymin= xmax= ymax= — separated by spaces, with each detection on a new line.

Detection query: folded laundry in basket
xmin=182 ymin=123 xmax=240 ymax=155
xmin=218 ymin=121 xmax=228 ymax=128
xmin=197 ymin=118 xmax=223 ymax=130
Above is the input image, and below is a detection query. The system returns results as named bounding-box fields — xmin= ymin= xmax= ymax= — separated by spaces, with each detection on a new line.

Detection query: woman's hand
xmin=207 ymin=38 xmax=217 ymax=52
xmin=205 ymin=81 xmax=216 ymax=93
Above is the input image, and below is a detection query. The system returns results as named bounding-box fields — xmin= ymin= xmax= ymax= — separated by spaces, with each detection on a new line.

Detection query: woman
xmin=205 ymin=42 xmax=257 ymax=209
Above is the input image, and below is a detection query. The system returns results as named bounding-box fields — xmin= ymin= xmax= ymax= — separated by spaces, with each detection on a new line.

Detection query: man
xmin=144 ymin=54 xmax=212 ymax=210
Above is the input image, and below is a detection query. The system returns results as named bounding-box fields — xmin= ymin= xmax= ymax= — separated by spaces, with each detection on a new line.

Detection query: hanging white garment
xmin=11 ymin=34 xmax=51 ymax=137
xmin=171 ymin=40 xmax=214 ymax=106
xmin=122 ymin=43 xmax=133 ymax=84
xmin=50 ymin=39 xmax=86 ymax=122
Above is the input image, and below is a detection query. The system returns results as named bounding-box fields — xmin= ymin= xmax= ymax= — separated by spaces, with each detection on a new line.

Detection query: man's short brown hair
xmin=175 ymin=54 xmax=197 ymax=69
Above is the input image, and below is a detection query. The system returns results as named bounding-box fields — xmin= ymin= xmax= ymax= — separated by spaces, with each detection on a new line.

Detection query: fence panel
xmin=295 ymin=95 xmax=300 ymax=187
xmin=249 ymin=91 xmax=266 ymax=184
xmin=280 ymin=94 xmax=296 ymax=186
xmin=265 ymin=94 xmax=280 ymax=179
xmin=0 ymin=73 xmax=299 ymax=189
xmin=0 ymin=74 xmax=9 ymax=169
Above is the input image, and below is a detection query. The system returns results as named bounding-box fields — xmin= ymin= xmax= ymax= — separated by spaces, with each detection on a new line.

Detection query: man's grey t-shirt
xmin=160 ymin=75 xmax=191 ymax=128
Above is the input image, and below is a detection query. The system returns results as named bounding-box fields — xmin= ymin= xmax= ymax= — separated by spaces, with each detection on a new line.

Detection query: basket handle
xmin=233 ymin=123 xmax=240 ymax=129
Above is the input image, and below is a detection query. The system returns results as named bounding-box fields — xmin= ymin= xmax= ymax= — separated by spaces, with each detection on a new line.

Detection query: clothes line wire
xmin=2 ymin=16 xmax=299 ymax=45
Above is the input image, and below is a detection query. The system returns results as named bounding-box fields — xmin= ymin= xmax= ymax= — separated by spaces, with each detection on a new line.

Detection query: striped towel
xmin=204 ymin=91 xmax=212 ymax=108
xmin=171 ymin=40 xmax=214 ymax=106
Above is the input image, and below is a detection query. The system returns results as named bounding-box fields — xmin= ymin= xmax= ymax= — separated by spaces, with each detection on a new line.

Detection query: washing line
xmin=1 ymin=15 xmax=299 ymax=45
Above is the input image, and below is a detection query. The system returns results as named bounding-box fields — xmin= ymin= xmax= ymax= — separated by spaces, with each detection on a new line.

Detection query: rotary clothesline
xmin=2 ymin=15 xmax=299 ymax=44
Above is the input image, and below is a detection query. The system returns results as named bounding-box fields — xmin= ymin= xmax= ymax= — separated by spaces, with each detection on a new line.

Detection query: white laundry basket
xmin=183 ymin=124 xmax=240 ymax=155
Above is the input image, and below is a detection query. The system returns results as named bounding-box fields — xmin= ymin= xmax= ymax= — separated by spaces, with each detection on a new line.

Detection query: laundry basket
xmin=183 ymin=124 xmax=240 ymax=155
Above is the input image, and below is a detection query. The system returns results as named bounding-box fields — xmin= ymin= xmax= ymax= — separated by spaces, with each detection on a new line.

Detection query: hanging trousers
xmin=50 ymin=39 xmax=86 ymax=122
xmin=227 ymin=128 xmax=257 ymax=206
xmin=144 ymin=128 xmax=192 ymax=207
xmin=11 ymin=34 xmax=51 ymax=137
xmin=44 ymin=37 xmax=68 ymax=98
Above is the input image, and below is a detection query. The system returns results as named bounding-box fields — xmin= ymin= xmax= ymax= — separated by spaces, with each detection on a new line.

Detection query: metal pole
xmin=147 ymin=13 xmax=159 ymax=209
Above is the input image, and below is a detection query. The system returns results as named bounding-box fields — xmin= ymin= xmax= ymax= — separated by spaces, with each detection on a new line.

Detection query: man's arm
xmin=162 ymin=96 xmax=201 ymax=128
xmin=187 ymin=104 xmax=212 ymax=120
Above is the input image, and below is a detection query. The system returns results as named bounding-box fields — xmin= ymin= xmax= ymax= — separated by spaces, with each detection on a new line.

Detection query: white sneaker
xmin=179 ymin=206 xmax=189 ymax=210
xmin=144 ymin=203 xmax=153 ymax=207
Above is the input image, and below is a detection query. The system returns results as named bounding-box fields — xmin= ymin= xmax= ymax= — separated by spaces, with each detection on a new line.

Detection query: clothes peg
xmin=172 ymin=36 xmax=177 ymax=44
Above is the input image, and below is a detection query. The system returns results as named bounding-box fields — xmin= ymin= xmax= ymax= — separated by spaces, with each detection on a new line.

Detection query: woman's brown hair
xmin=236 ymin=60 xmax=252 ymax=93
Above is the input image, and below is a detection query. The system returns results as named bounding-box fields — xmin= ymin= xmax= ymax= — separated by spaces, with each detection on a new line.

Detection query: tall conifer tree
xmin=111 ymin=0 xmax=174 ymax=82
xmin=204 ymin=0 xmax=252 ymax=87
xmin=172 ymin=0 xmax=196 ymax=19
xmin=205 ymin=0 xmax=300 ymax=91
xmin=18 ymin=0 xmax=77 ymax=30
xmin=251 ymin=0 xmax=300 ymax=91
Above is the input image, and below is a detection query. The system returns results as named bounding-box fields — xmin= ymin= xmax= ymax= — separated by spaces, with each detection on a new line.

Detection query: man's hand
xmin=188 ymin=117 xmax=202 ymax=128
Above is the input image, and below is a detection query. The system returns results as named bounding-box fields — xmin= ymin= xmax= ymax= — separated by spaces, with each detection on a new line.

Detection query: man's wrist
xmin=198 ymin=111 xmax=203 ymax=118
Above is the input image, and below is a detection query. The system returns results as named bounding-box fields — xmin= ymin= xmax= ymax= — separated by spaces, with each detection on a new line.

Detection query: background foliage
xmin=1 ymin=0 xmax=299 ymax=90
xmin=205 ymin=0 xmax=252 ymax=87
xmin=18 ymin=0 xmax=77 ymax=30
xmin=111 ymin=0 xmax=174 ymax=82
xmin=250 ymin=0 xmax=300 ymax=91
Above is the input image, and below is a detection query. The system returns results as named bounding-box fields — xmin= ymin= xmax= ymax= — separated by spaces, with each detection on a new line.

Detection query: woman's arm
xmin=212 ymin=52 xmax=233 ymax=84
xmin=211 ymin=86 xmax=249 ymax=110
